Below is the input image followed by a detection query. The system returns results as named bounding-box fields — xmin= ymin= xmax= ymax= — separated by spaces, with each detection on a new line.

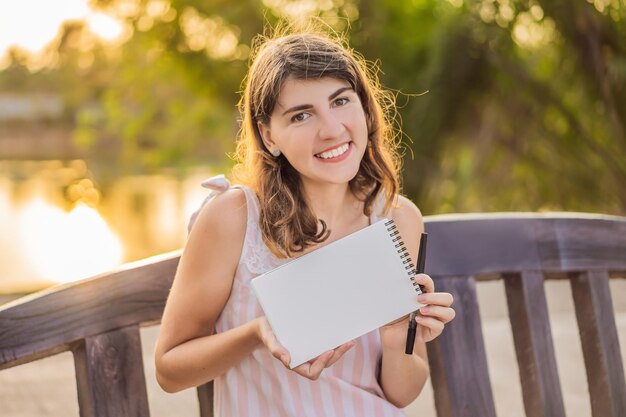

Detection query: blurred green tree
xmin=353 ymin=0 xmax=625 ymax=214
xmin=2 ymin=0 xmax=624 ymax=215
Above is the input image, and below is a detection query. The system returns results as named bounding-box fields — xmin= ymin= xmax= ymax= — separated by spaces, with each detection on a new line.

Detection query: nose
xmin=317 ymin=110 xmax=346 ymax=141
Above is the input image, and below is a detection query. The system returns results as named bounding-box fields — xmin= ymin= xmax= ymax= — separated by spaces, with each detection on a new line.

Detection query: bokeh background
xmin=2 ymin=0 xmax=625 ymax=292
xmin=0 ymin=1 xmax=625 ymax=416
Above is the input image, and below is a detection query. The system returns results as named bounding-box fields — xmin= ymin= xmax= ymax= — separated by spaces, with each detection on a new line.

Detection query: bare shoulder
xmin=390 ymin=194 xmax=424 ymax=236
xmin=189 ymin=188 xmax=247 ymax=242
xmin=181 ymin=188 xmax=248 ymax=280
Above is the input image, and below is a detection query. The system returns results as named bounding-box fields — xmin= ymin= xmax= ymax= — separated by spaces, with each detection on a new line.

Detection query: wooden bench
xmin=1 ymin=213 xmax=625 ymax=417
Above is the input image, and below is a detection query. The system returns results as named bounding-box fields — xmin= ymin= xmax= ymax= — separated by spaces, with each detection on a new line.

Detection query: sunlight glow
xmin=18 ymin=199 xmax=123 ymax=283
xmin=512 ymin=12 xmax=556 ymax=49
xmin=180 ymin=7 xmax=241 ymax=59
xmin=85 ymin=13 xmax=125 ymax=41
xmin=0 ymin=0 xmax=125 ymax=57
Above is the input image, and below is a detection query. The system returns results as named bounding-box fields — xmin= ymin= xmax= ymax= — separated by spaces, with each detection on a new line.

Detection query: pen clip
xmin=405 ymin=232 xmax=427 ymax=355
xmin=416 ymin=232 xmax=427 ymax=293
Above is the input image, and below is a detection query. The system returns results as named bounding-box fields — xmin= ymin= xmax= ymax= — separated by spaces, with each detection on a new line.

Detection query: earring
xmin=271 ymin=148 xmax=281 ymax=157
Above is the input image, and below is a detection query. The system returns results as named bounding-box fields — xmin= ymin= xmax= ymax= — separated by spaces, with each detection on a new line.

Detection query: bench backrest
xmin=424 ymin=213 xmax=626 ymax=417
xmin=1 ymin=213 xmax=625 ymax=417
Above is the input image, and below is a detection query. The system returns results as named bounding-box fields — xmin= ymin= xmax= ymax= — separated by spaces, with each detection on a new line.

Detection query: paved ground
xmin=1 ymin=279 xmax=625 ymax=417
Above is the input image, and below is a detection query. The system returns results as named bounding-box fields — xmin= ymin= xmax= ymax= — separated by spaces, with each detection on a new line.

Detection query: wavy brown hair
xmin=232 ymin=29 xmax=401 ymax=258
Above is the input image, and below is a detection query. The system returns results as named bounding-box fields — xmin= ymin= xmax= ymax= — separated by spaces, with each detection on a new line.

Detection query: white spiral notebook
xmin=251 ymin=218 xmax=423 ymax=368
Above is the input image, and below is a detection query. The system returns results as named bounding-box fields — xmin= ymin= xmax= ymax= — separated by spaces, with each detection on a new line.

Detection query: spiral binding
xmin=384 ymin=219 xmax=420 ymax=293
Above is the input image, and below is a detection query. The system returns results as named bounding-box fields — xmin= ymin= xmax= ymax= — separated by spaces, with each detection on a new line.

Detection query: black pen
xmin=405 ymin=232 xmax=427 ymax=355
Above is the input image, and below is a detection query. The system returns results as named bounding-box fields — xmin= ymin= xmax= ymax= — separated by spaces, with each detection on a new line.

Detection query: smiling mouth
xmin=314 ymin=143 xmax=350 ymax=159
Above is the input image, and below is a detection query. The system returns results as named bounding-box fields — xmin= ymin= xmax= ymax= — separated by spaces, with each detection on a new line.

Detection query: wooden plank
xmin=427 ymin=275 xmax=496 ymax=417
xmin=570 ymin=270 xmax=626 ymax=417
xmin=504 ymin=271 xmax=565 ymax=417
xmin=424 ymin=214 xmax=626 ymax=276
xmin=538 ymin=218 xmax=626 ymax=271
xmin=197 ymin=382 xmax=215 ymax=417
xmin=0 ymin=251 xmax=180 ymax=370
xmin=73 ymin=325 xmax=150 ymax=417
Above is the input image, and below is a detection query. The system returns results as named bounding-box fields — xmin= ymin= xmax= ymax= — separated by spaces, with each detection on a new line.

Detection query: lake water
xmin=0 ymin=159 xmax=215 ymax=293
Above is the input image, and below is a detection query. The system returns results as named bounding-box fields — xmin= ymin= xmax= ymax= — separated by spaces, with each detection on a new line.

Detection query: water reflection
xmin=18 ymin=199 xmax=123 ymax=283
xmin=0 ymin=160 xmax=214 ymax=293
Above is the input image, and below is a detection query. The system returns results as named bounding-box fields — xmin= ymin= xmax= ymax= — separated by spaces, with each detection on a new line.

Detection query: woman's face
xmin=258 ymin=76 xmax=368 ymax=190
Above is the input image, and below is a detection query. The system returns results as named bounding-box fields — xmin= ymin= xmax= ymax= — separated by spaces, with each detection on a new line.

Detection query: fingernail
xmin=418 ymin=294 xmax=427 ymax=303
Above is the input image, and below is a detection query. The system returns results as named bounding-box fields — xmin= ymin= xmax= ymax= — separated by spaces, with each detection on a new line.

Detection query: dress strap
xmin=200 ymin=174 xmax=230 ymax=192
xmin=369 ymin=190 xmax=389 ymax=224
xmin=188 ymin=174 xmax=235 ymax=232
xmin=238 ymin=186 xmax=261 ymax=222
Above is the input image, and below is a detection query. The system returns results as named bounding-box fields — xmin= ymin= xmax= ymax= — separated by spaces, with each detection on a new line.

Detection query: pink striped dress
xmin=197 ymin=178 xmax=407 ymax=417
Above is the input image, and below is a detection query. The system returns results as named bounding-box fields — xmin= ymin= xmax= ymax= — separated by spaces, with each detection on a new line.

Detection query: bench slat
xmin=504 ymin=271 xmax=565 ymax=417
xmin=424 ymin=215 xmax=626 ymax=277
xmin=570 ymin=270 xmax=626 ymax=417
xmin=427 ymin=275 xmax=496 ymax=417
xmin=197 ymin=382 xmax=215 ymax=417
xmin=73 ymin=325 xmax=150 ymax=417
xmin=0 ymin=253 xmax=179 ymax=370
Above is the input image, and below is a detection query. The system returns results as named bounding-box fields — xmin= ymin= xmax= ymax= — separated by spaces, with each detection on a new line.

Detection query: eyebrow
xmin=280 ymin=86 xmax=354 ymax=116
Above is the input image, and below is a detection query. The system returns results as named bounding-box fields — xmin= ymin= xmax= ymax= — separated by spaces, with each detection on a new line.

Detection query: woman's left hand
xmin=412 ymin=273 xmax=455 ymax=343
xmin=380 ymin=273 xmax=455 ymax=347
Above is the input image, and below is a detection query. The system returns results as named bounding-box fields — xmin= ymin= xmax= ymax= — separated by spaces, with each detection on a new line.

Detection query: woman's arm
xmin=155 ymin=189 xmax=354 ymax=392
xmin=155 ymin=188 xmax=260 ymax=392
xmin=378 ymin=195 xmax=455 ymax=407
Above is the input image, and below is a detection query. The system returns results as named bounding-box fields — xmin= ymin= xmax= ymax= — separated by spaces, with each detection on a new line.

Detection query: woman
xmin=155 ymin=29 xmax=455 ymax=416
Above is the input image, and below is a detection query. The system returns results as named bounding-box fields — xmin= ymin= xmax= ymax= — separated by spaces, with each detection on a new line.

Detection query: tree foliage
xmin=2 ymin=0 xmax=625 ymax=215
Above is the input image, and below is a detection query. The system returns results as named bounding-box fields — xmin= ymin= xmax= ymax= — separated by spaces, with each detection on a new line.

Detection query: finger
xmin=258 ymin=317 xmax=278 ymax=346
xmin=416 ymin=315 xmax=445 ymax=334
xmin=295 ymin=350 xmax=333 ymax=380
xmin=277 ymin=351 xmax=291 ymax=367
xmin=310 ymin=350 xmax=334 ymax=375
xmin=259 ymin=319 xmax=291 ymax=366
xmin=419 ymin=305 xmax=456 ymax=323
xmin=325 ymin=341 xmax=355 ymax=367
xmin=261 ymin=329 xmax=282 ymax=354
xmin=418 ymin=292 xmax=454 ymax=307
xmin=414 ymin=273 xmax=435 ymax=293
xmin=268 ymin=342 xmax=290 ymax=366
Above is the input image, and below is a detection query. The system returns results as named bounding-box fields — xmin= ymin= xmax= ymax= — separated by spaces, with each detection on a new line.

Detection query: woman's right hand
xmin=256 ymin=316 xmax=355 ymax=380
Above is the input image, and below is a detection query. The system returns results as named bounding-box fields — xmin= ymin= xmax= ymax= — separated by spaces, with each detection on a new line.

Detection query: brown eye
xmin=291 ymin=112 xmax=310 ymax=123
xmin=333 ymin=97 xmax=349 ymax=107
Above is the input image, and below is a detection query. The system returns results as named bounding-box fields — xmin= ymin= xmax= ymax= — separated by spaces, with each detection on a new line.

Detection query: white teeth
xmin=316 ymin=143 xmax=349 ymax=159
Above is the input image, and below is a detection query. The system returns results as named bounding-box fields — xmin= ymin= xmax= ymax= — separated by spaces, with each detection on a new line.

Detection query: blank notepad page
xmin=251 ymin=219 xmax=422 ymax=368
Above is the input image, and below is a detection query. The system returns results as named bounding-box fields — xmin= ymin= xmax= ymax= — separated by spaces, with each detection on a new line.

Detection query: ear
xmin=257 ymin=121 xmax=275 ymax=152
